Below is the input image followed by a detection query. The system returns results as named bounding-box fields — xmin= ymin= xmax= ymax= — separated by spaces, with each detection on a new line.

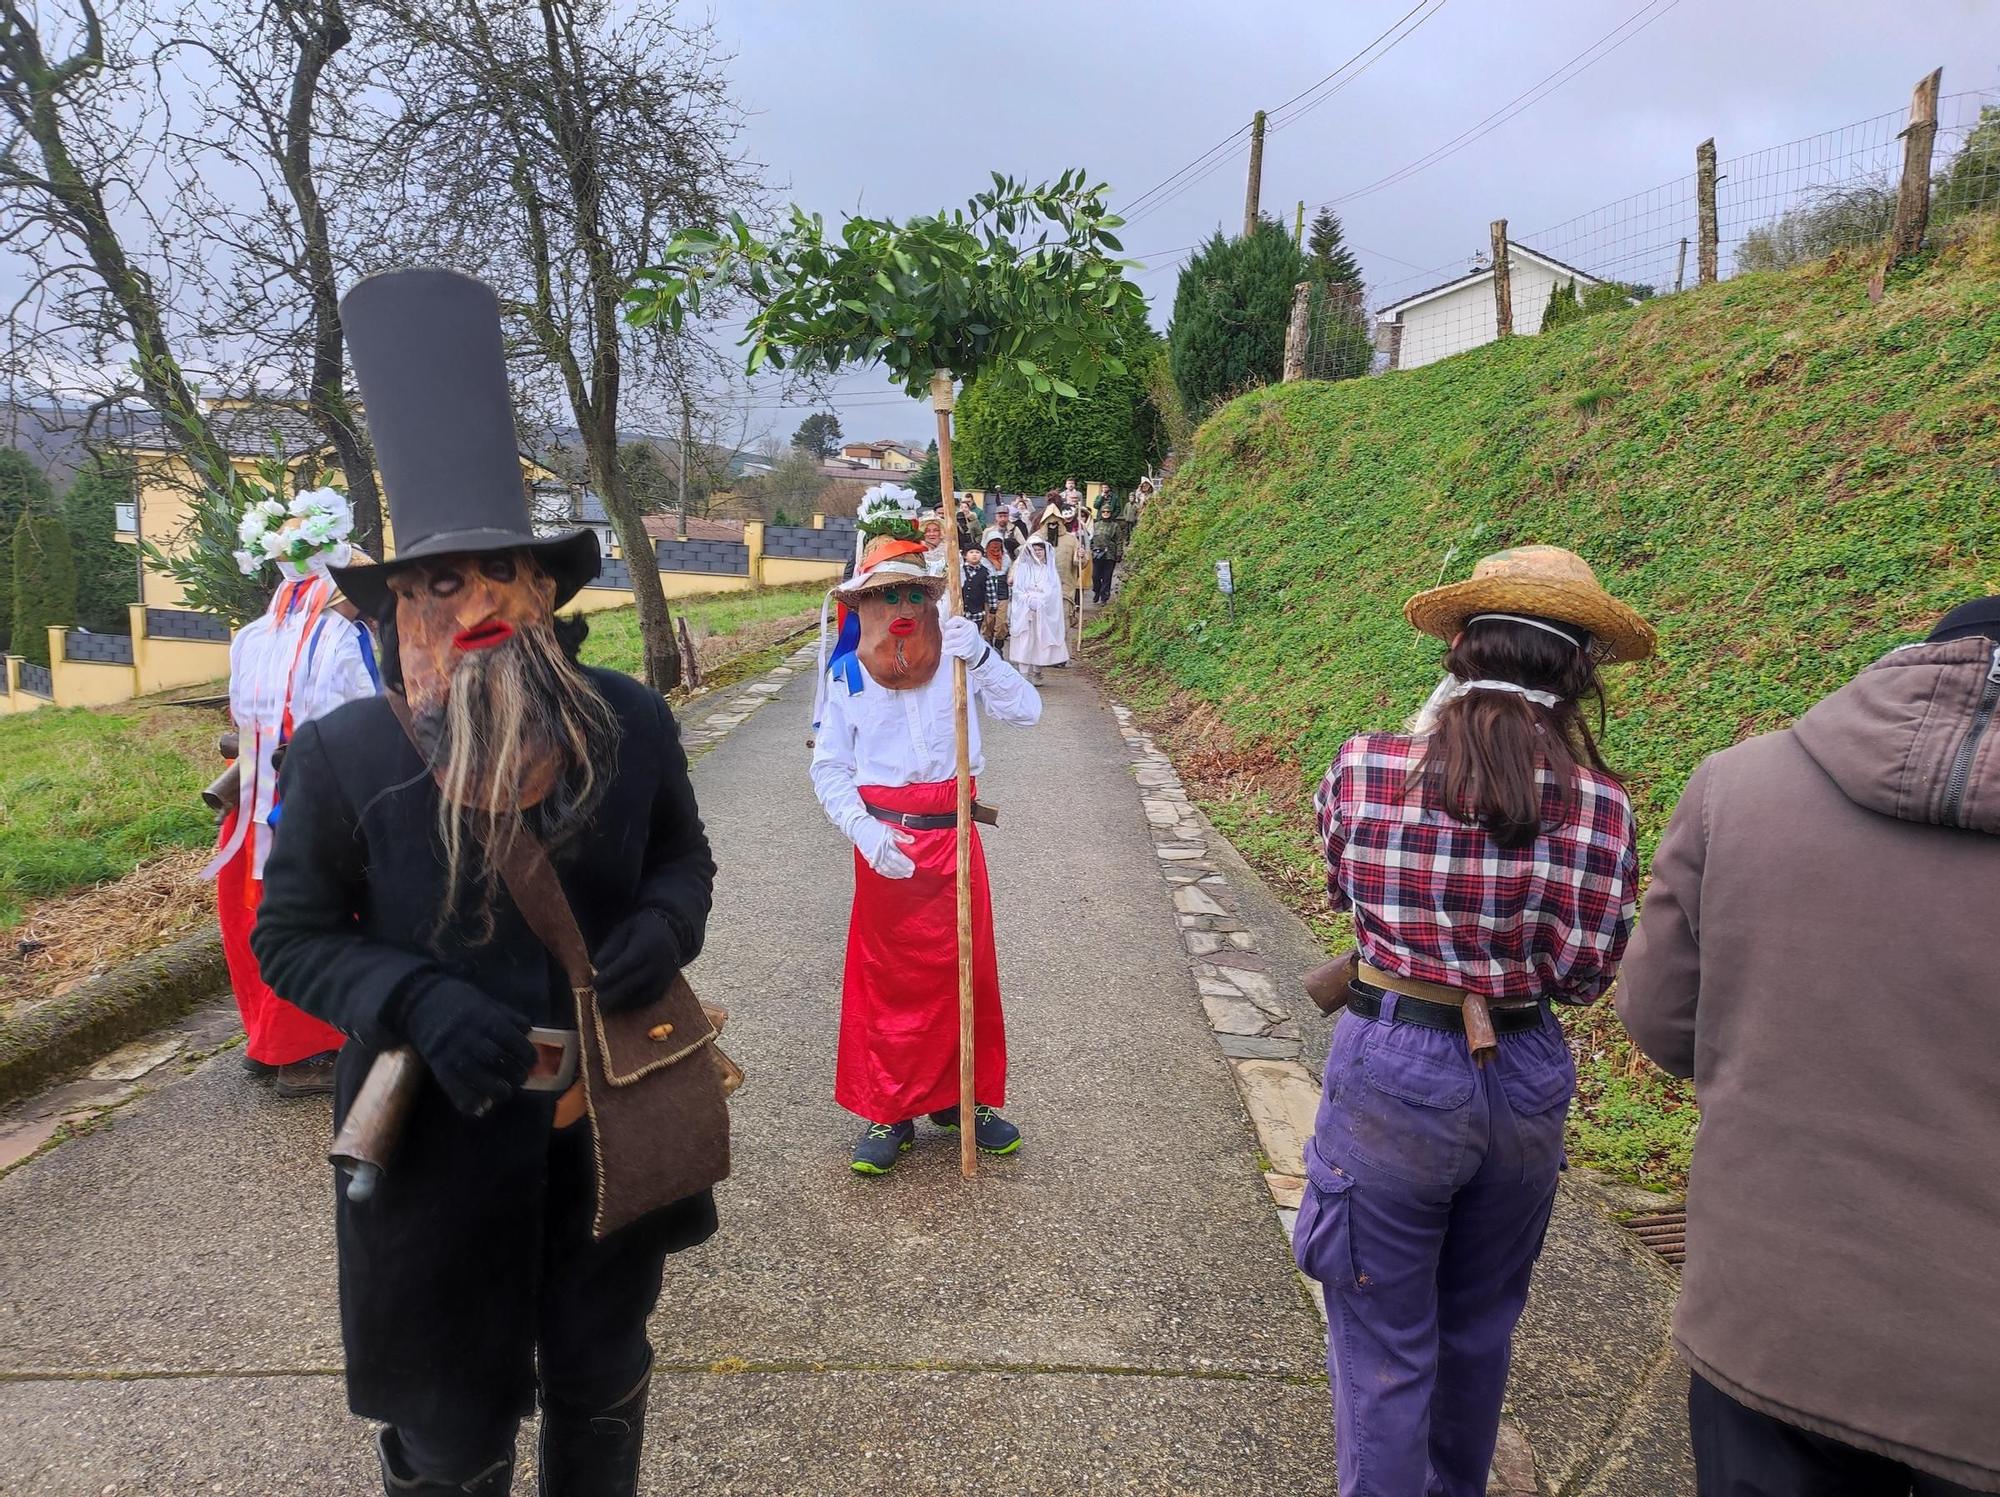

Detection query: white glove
xmin=941 ymin=614 xmax=983 ymax=662
xmin=854 ymin=817 xmax=916 ymax=879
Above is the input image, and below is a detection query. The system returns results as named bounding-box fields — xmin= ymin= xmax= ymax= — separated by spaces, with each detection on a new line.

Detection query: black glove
xmin=398 ymin=977 xmax=535 ymax=1118
xmin=591 ymin=909 xmax=682 ymax=1012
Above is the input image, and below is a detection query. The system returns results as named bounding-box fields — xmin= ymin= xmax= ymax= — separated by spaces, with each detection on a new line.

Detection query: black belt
xmin=863 ymin=800 xmax=1000 ymax=831
xmin=1346 ymin=981 xmax=1546 ymax=1034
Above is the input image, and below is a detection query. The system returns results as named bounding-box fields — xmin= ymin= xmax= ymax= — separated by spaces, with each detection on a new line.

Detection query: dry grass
xmin=3 ymin=846 xmax=213 ymax=1021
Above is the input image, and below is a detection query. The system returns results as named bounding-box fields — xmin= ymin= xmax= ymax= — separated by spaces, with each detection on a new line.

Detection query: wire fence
xmin=1354 ymin=83 xmax=2000 ymax=376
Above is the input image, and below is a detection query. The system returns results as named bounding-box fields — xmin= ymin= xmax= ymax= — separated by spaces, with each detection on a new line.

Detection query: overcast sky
xmin=706 ymin=0 xmax=1996 ymax=450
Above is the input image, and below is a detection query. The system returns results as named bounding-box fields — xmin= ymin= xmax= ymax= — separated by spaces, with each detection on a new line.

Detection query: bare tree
xmin=364 ymin=0 xmax=760 ymax=688
xmin=0 ymin=0 xmax=231 ymax=476
xmin=158 ymin=0 xmax=396 ymax=556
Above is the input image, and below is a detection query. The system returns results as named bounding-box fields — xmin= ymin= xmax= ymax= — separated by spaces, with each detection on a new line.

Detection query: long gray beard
xmin=425 ymin=621 xmax=620 ymax=940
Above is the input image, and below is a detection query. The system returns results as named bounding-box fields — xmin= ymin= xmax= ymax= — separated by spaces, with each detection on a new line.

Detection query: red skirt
xmin=214 ymin=808 xmax=347 ymax=1065
xmin=836 ymin=779 xmax=1006 ymax=1123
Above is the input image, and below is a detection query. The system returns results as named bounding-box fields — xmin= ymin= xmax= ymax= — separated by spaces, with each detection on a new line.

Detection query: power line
xmin=1120 ymin=0 xmax=1449 ymax=226
xmin=1316 ymin=0 xmax=1684 ymax=211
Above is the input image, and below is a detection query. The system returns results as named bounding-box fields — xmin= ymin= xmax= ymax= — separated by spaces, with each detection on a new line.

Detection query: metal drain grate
xmin=1624 ymin=1209 xmax=1687 ymax=1268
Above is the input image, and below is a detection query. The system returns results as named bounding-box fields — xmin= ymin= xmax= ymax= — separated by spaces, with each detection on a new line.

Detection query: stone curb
xmin=0 ymin=924 xmax=228 ymax=1111
xmin=676 ymin=642 xmax=818 ymax=762
xmin=1106 ymin=703 xmax=1321 ymax=1225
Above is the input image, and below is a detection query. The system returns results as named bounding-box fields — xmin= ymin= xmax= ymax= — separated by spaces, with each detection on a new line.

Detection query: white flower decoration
xmin=233 ymin=548 xmax=261 ymax=576
xmin=234 ymin=485 xmax=356 ymax=577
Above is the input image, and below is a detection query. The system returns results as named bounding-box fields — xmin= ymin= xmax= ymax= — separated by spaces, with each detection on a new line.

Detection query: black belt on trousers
xmin=863 ymin=799 xmax=1000 ymax=831
xmin=1346 ymin=980 xmax=1546 ymax=1034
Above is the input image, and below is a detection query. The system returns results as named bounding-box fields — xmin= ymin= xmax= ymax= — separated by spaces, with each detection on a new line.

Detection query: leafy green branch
xmin=624 ymin=170 xmax=1148 ymax=398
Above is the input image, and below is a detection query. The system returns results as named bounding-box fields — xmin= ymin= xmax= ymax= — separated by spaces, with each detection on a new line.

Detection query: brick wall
xmin=596 ymin=554 xmax=634 ymax=589
xmin=653 ymin=538 xmax=750 ymax=576
xmin=64 ymin=630 xmax=136 ymax=665
xmin=763 ymin=524 xmax=854 ymax=561
xmin=18 ymin=661 xmax=53 ymax=697
xmin=145 ymin=608 xmax=231 ymax=643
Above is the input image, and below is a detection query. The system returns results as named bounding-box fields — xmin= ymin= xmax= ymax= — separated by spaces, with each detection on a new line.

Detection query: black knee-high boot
xmin=537 ymin=1355 xmax=651 ymax=1497
xmin=378 ymin=1429 xmax=514 ymax=1495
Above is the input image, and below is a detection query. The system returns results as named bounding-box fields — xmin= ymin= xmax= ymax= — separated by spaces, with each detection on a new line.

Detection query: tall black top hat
xmin=329 ymin=268 xmax=599 ymax=616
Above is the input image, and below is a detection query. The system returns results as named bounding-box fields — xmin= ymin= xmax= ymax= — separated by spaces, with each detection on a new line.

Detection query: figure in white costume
xmin=1006 ymin=533 xmax=1068 ymax=681
xmin=204 ymin=488 xmax=379 ymax=1095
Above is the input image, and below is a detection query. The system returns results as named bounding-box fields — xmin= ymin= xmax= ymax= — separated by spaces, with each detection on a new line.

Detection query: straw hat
xmin=1405 ymin=544 xmax=1655 ymax=663
xmin=834 ymin=535 xmax=944 ymax=602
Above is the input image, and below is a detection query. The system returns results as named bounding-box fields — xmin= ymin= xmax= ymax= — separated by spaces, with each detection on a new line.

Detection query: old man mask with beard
xmin=855 ymin=581 xmax=943 ymax=691
xmin=387 ymin=549 xmax=620 ymax=929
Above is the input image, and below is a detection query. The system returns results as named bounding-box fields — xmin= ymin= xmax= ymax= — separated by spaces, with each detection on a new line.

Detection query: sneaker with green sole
xmin=926 ymin=1105 xmax=1021 ymax=1155
xmin=851 ymin=1119 xmax=915 ymax=1174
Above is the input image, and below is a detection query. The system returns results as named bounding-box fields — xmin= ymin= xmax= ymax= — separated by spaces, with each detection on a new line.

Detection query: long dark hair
xmin=1409 ymin=616 xmax=1619 ymax=849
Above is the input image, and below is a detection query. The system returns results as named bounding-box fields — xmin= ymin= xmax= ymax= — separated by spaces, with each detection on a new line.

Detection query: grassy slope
xmin=1101 ymin=220 xmax=2000 ymax=1188
xmin=0 ymin=705 xmax=223 ymax=928
xmin=577 ymin=582 xmax=824 ymax=679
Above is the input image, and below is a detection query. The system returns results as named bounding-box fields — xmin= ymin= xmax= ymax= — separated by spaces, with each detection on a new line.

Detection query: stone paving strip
xmin=1108 ymin=702 xmax=1319 ymax=1234
xmin=675 ymin=641 xmax=819 ymax=762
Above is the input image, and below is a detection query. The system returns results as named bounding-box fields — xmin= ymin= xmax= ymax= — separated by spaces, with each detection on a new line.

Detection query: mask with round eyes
xmin=390 ymin=550 xmax=557 ymax=728
xmin=855 ymin=582 xmax=943 ymax=690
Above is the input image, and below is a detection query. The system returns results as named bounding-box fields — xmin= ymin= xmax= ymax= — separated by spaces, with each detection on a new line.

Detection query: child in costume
xmin=809 ymin=487 xmax=1042 ymax=1174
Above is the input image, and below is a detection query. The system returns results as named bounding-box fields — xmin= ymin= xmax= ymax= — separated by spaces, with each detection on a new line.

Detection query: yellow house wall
xmin=133 ymin=600 xmax=232 ymax=695
xmin=759 ymin=556 xmax=844 ymax=589
xmin=49 ymin=655 xmax=139 ymax=708
xmin=879 ymin=450 xmax=918 ymax=471
xmin=1 ymin=657 xmax=46 ymax=714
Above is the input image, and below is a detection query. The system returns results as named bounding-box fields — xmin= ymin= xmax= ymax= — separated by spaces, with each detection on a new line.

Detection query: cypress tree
xmin=64 ymin=456 xmax=138 ymax=632
xmin=0 ymin=446 xmax=54 ymax=653
xmin=12 ymin=507 xmax=77 ymax=667
xmin=1539 ymin=277 xmax=1584 ymax=333
xmin=1168 ymin=220 xmax=1308 ymax=417
xmin=1306 ymin=207 xmax=1363 ymax=291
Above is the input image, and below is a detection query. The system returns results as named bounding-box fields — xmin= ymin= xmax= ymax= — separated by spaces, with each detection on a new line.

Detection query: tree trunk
xmin=536 ymin=0 xmax=679 ymax=688
xmin=278 ymin=0 xmax=384 ymax=557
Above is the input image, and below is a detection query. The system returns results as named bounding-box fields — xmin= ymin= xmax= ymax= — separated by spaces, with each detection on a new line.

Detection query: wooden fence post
xmin=1489 ymin=219 xmax=1513 ymax=337
xmin=1283 ymin=280 xmax=1312 ymax=382
xmin=1696 ymin=138 xmax=1719 ymax=285
xmin=1889 ymin=68 xmax=1943 ymax=259
xmin=1243 ymin=110 xmax=1266 ymax=237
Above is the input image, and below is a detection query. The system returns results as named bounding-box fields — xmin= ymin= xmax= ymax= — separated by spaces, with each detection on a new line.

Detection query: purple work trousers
xmin=1294 ymin=999 xmax=1574 ymax=1497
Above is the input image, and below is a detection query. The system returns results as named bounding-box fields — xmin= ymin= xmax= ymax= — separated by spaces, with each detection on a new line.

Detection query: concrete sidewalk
xmin=0 ymin=653 xmax=1693 ymax=1495
xmin=0 ymin=663 xmax=1333 ymax=1494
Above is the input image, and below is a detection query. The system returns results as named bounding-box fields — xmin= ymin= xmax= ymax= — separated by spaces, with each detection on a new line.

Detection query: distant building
xmin=835 ymin=439 xmax=923 ymax=472
xmin=1375 ymin=244 xmax=1606 ymax=371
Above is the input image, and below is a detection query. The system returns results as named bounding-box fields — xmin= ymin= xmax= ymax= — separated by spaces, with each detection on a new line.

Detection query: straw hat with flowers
xmin=1405 ymin=544 xmax=1655 ymax=663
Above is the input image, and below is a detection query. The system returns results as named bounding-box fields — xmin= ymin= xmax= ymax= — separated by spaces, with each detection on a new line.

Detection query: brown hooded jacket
xmin=1619 ymin=635 xmax=2000 ymax=1488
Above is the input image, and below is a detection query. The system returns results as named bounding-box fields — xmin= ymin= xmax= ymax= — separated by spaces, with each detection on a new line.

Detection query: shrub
xmin=12 ymin=508 xmax=77 ymax=667
xmin=1540 ymin=277 xmax=1584 ymax=333
xmin=1735 ymin=183 xmax=1897 ymax=273
xmin=1168 ymin=219 xmax=1307 ymax=417
xmin=955 ymin=354 xmax=1156 ymax=492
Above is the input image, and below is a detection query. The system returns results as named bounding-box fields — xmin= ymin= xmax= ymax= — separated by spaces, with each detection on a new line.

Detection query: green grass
xmin=1101 ymin=218 xmax=2000 ymax=1190
xmin=0 ymin=704 xmax=224 ymax=927
xmin=577 ymin=582 xmax=825 ymax=679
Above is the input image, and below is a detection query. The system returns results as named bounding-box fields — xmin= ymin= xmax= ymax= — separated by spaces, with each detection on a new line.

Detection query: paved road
xmin=0 ymin=661 xmax=1336 ymax=1495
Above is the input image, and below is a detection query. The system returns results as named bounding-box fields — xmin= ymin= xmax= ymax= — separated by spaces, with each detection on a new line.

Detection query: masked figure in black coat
xmin=251 ymin=269 xmax=716 ymax=1497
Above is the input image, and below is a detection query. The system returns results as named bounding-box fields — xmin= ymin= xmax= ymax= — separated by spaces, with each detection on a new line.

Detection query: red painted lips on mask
xmin=887 ymin=618 xmax=916 ymax=637
xmin=454 ymin=619 xmax=515 ymax=651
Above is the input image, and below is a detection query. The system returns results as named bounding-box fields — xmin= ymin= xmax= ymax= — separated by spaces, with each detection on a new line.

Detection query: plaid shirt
xmin=1313 ymin=732 xmax=1638 ymax=1004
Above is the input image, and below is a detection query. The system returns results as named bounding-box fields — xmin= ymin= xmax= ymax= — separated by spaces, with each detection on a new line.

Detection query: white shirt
xmin=810 ymin=649 xmax=1041 ymax=847
xmin=205 ymin=567 xmax=377 ymax=880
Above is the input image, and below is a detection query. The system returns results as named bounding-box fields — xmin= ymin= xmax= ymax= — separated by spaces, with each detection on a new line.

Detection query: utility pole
xmin=677 ymin=397 xmax=690 ymax=540
xmin=1243 ymin=110 xmax=1266 ymax=237
xmin=1294 ymin=199 xmax=1305 ymax=247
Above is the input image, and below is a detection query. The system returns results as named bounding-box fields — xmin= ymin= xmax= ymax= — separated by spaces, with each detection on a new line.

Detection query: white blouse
xmin=810 ymin=649 xmax=1041 ymax=847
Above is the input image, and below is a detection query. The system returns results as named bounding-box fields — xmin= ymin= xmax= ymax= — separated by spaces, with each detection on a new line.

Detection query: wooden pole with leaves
xmin=629 ymin=172 xmax=1144 ymax=1182
xmin=927 ymin=370 xmax=976 ymax=1174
